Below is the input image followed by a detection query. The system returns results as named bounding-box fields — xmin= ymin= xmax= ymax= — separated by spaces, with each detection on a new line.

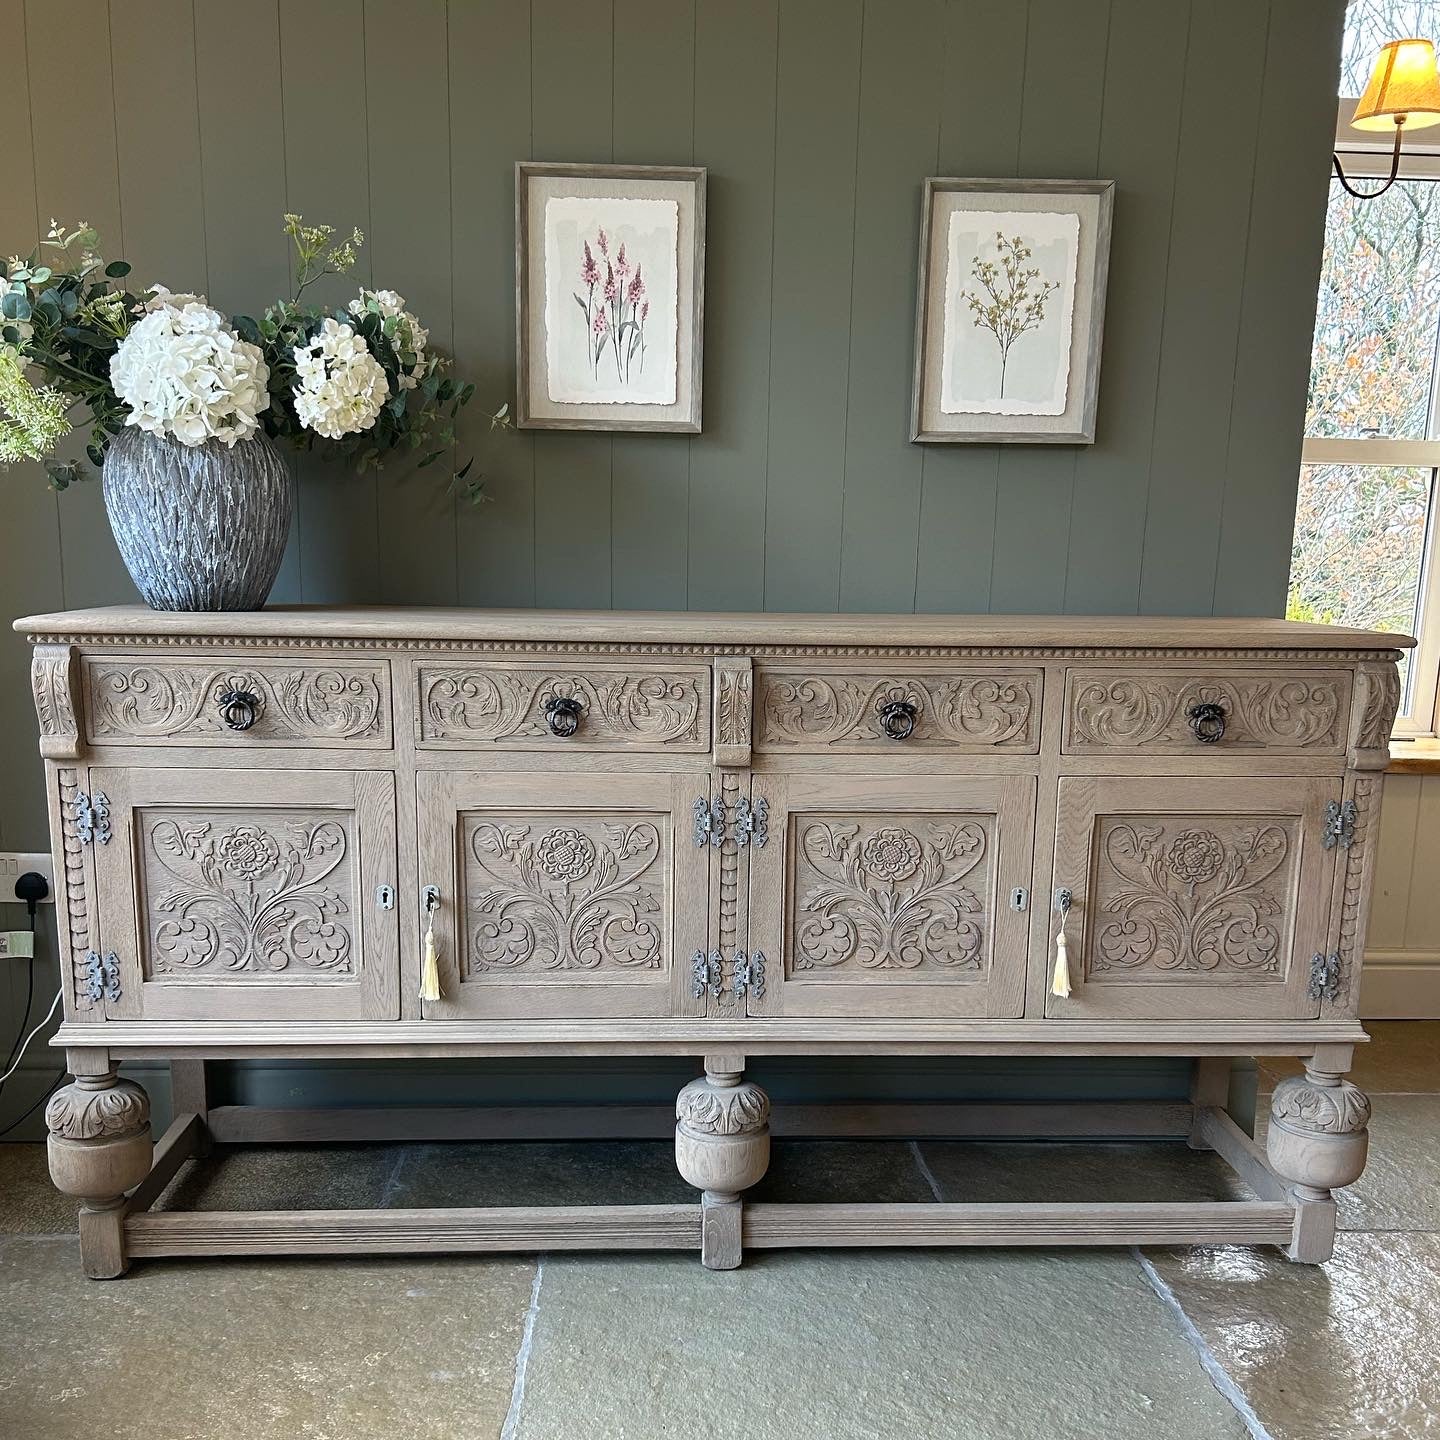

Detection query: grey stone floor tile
xmin=1337 ymin=1093 xmax=1440 ymax=1232
xmin=156 ymin=1143 xmax=407 ymax=1212
xmin=390 ymin=1139 xmax=694 ymax=1207
xmin=1145 ymin=1233 xmax=1440 ymax=1440
xmin=0 ymin=1234 xmax=534 ymax=1440
xmin=752 ymin=1139 xmax=935 ymax=1202
xmin=511 ymin=1250 xmax=1250 ymax=1440
xmin=0 ymin=1143 xmax=75 ymax=1234
xmin=917 ymin=1139 xmax=1255 ymax=1204
xmin=1258 ymin=1020 xmax=1440 ymax=1093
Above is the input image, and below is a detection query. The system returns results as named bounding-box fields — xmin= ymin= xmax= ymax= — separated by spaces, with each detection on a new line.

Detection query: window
xmin=1289 ymin=3 xmax=1440 ymax=740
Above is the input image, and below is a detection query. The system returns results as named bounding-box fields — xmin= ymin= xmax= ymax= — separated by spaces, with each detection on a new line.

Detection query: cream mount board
xmin=18 ymin=605 xmax=1409 ymax=1276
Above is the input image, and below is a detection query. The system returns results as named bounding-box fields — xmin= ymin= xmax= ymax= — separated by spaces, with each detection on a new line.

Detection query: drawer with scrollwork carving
xmin=415 ymin=661 xmax=710 ymax=750
xmin=1062 ymin=668 xmax=1352 ymax=754
xmin=754 ymin=667 xmax=1041 ymax=752
xmin=82 ymin=658 xmax=392 ymax=747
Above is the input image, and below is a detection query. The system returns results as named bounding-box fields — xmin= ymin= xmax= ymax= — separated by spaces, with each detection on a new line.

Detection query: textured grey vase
xmin=102 ymin=427 xmax=292 ymax=611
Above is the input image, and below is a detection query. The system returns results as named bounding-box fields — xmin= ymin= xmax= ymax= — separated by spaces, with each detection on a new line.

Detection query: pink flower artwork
xmin=572 ymin=225 xmax=653 ymax=384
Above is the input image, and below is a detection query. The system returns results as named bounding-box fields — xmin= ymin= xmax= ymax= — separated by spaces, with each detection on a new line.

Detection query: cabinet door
xmin=92 ymin=767 xmax=399 ymax=1022
xmin=416 ymin=772 xmax=708 ymax=1019
xmin=746 ymin=775 xmax=1036 ymax=1018
xmin=1049 ymin=777 xmax=1336 ymax=1020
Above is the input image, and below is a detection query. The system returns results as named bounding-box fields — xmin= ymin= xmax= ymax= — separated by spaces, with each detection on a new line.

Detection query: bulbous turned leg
xmin=1266 ymin=1066 xmax=1370 ymax=1264
xmin=675 ymin=1057 xmax=770 ymax=1270
xmin=46 ymin=1069 xmax=153 ymax=1279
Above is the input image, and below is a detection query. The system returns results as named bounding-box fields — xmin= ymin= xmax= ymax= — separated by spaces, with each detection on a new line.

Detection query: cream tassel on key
xmin=1050 ymin=888 xmax=1073 ymax=999
xmin=419 ymin=886 xmax=442 ymax=1003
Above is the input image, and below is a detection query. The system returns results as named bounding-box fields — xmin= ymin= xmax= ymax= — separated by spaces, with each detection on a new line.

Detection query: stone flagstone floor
xmin=1 ymin=1023 xmax=1437 ymax=1440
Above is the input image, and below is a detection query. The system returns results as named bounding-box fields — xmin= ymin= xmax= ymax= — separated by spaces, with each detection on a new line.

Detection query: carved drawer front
xmin=1062 ymin=667 xmax=1351 ymax=755
xmin=745 ymin=775 xmax=1035 ymax=1018
xmin=1048 ymin=777 xmax=1338 ymax=1020
xmin=83 ymin=657 xmax=392 ymax=748
xmin=88 ymin=767 xmax=399 ymax=1022
xmin=416 ymin=772 xmax=709 ymax=1019
xmin=755 ymin=667 xmax=1041 ymax=753
xmin=416 ymin=661 xmax=710 ymax=751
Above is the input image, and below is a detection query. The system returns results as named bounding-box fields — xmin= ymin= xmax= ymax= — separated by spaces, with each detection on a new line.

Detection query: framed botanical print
xmin=910 ymin=178 xmax=1114 ymax=444
xmin=515 ymin=161 xmax=706 ymax=433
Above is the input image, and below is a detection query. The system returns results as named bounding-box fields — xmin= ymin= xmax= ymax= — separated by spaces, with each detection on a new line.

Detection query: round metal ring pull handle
xmin=877 ymin=699 xmax=919 ymax=741
xmin=1185 ymin=700 xmax=1227 ymax=744
xmin=544 ymin=694 xmax=585 ymax=738
xmin=217 ymin=688 xmax=262 ymax=732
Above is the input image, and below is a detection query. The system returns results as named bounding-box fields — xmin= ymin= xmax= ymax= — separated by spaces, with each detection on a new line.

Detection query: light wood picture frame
xmin=910 ymin=178 xmax=1114 ymax=444
xmin=516 ymin=161 xmax=706 ymax=433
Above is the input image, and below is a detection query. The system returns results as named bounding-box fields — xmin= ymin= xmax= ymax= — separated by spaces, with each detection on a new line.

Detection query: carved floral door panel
xmin=416 ymin=772 xmax=708 ymax=1019
xmin=1049 ymin=777 xmax=1336 ymax=1020
xmin=90 ymin=767 xmax=399 ymax=1022
xmin=745 ymin=775 xmax=1036 ymax=1018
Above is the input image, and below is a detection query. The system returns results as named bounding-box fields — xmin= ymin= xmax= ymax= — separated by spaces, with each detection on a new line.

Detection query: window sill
xmin=1388 ymin=741 xmax=1440 ymax=775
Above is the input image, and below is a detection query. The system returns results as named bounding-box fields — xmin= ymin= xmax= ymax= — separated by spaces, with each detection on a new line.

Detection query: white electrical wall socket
xmin=0 ymin=931 xmax=36 ymax=958
xmin=0 ymin=852 xmax=55 ymax=903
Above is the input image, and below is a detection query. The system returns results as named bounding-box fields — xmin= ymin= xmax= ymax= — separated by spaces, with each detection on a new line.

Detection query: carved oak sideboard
xmin=18 ymin=606 xmax=1406 ymax=1277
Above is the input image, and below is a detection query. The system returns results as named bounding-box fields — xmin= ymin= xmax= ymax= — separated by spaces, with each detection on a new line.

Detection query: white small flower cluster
xmin=292 ymin=318 xmax=388 ymax=440
xmin=348 ymin=288 xmax=429 ymax=390
xmin=109 ymin=299 xmax=269 ymax=447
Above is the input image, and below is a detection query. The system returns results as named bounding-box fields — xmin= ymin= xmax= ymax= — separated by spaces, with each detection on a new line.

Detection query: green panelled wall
xmin=0 ymin=0 xmax=1343 ymax=1128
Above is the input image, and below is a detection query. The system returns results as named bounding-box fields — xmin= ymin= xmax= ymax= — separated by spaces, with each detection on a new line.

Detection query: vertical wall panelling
xmin=1063 ymin=0 xmax=1190 ymax=614
xmin=0 ymin=0 xmax=61 ymax=850
xmin=365 ymin=0 xmax=459 ymax=605
xmin=1212 ymin=0 xmax=1346 ymax=617
xmin=837 ymin=0 xmax=944 ymax=614
xmin=609 ymin=0 xmax=695 ymax=611
xmin=450 ymin=0 xmax=537 ymax=607
xmin=1369 ymin=775 xmax=1423 ymax=951
xmin=194 ymin=1 xmax=302 ymax=601
xmin=530 ymin=0 xmax=617 ymax=609
xmin=914 ymin=0 xmax=1029 ymax=612
xmin=24 ymin=0 xmax=134 ymax=611
xmin=763 ymin=0 xmax=864 ymax=611
xmin=686 ymin=0 xmax=777 ymax=611
xmin=279 ymin=0 xmax=380 ymax=603
xmin=1138 ymin=0 xmax=1269 ymax=615
xmin=988 ymin=0 xmax=1111 ymax=614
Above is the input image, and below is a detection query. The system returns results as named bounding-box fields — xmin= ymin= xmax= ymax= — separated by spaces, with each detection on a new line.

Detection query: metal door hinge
xmin=732 ymin=950 xmax=766 ymax=1000
xmin=734 ymin=795 xmax=769 ymax=849
xmin=1323 ymin=799 xmax=1357 ymax=850
xmin=74 ymin=790 xmax=111 ymax=847
xmin=691 ymin=948 xmax=723 ymax=999
xmin=81 ymin=950 xmax=121 ymax=1003
xmin=693 ymin=796 xmax=725 ymax=848
xmin=1308 ymin=952 xmax=1344 ymax=1002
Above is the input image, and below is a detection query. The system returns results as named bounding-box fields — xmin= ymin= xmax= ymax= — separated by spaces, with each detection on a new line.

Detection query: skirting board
xmin=1360 ymin=949 xmax=1440 ymax=1019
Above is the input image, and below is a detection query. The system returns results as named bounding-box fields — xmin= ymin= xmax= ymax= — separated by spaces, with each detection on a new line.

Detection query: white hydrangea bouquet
xmin=1 ymin=216 xmax=500 ymax=499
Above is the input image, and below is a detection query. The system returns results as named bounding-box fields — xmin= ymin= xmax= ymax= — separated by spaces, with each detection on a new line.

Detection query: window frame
xmin=1306 ymin=105 xmax=1440 ymax=740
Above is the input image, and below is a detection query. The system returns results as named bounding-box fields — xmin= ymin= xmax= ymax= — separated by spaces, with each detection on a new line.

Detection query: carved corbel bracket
xmin=713 ymin=655 xmax=753 ymax=769
xmin=31 ymin=643 xmax=82 ymax=761
xmin=1348 ymin=661 xmax=1401 ymax=772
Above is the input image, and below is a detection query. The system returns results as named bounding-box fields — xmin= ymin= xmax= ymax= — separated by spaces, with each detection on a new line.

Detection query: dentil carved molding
xmin=45 ymin=1076 xmax=150 ymax=1141
xmin=759 ymin=672 xmax=1037 ymax=749
xmin=794 ymin=817 xmax=990 ymax=972
xmin=420 ymin=666 xmax=704 ymax=746
xmin=1089 ymin=818 xmax=1295 ymax=976
xmin=1067 ymin=675 xmax=1345 ymax=750
xmin=85 ymin=661 xmax=385 ymax=741
xmin=465 ymin=817 xmax=665 ymax=972
xmin=143 ymin=814 xmax=355 ymax=976
xmin=1270 ymin=1075 xmax=1372 ymax=1135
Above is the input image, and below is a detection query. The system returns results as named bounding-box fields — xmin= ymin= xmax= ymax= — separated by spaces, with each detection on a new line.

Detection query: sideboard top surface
xmin=13 ymin=605 xmax=1415 ymax=653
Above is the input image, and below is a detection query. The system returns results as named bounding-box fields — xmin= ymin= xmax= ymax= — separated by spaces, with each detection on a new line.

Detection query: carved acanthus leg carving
xmin=46 ymin=1069 xmax=153 ymax=1278
xmin=675 ymin=1056 xmax=771 ymax=1270
xmin=1266 ymin=1066 xmax=1370 ymax=1263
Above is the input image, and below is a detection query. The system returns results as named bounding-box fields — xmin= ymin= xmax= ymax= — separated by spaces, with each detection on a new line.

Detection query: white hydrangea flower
xmin=348 ymin=287 xmax=429 ymax=390
xmin=135 ymin=284 xmax=207 ymax=315
xmin=291 ymin=318 xmax=388 ymax=439
xmin=109 ymin=301 xmax=269 ymax=447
